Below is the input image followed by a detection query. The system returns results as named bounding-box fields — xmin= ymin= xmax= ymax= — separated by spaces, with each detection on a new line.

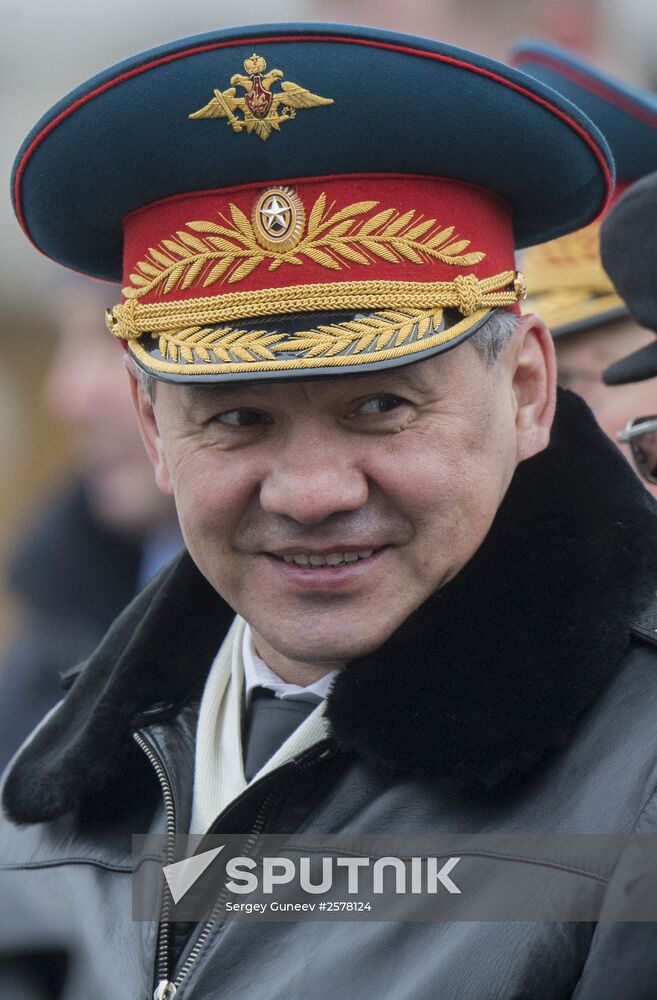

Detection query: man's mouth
xmin=278 ymin=549 xmax=376 ymax=568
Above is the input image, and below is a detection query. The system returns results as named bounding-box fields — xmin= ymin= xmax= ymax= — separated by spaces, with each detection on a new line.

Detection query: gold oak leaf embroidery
xmin=188 ymin=53 xmax=334 ymax=141
xmin=124 ymin=195 xmax=486 ymax=299
xmin=154 ymin=309 xmax=446 ymax=366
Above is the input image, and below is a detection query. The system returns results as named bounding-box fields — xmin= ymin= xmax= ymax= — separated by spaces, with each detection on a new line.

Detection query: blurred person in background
xmin=599 ymin=172 xmax=657 ymax=481
xmin=511 ymin=42 xmax=657 ymax=497
xmin=0 ymin=276 xmax=182 ymax=770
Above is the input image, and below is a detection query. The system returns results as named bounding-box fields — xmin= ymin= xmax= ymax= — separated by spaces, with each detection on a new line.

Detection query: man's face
xmin=135 ymin=319 xmax=553 ymax=669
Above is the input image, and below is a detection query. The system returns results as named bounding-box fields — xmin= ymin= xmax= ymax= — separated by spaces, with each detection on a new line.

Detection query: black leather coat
xmin=3 ymin=392 xmax=657 ymax=1000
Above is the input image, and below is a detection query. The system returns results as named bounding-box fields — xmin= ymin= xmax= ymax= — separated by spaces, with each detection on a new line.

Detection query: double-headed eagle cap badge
xmin=189 ymin=53 xmax=334 ymax=141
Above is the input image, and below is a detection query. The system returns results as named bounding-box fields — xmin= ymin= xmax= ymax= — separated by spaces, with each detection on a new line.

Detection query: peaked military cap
xmin=13 ymin=23 xmax=613 ymax=383
xmin=511 ymin=39 xmax=657 ymax=339
xmin=601 ymin=171 xmax=657 ymax=384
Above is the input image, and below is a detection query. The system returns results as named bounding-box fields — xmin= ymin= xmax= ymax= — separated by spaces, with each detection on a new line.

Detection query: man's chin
xmin=255 ymin=620 xmax=400 ymax=670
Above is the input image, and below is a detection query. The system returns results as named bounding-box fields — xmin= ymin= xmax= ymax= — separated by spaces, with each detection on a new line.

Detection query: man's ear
xmin=125 ymin=362 xmax=173 ymax=496
xmin=509 ymin=313 xmax=557 ymax=463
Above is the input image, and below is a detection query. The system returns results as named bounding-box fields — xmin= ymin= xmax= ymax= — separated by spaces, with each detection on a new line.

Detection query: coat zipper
xmin=133 ymin=731 xmax=178 ymax=999
xmin=169 ymin=782 xmax=279 ymax=991
xmin=134 ymin=729 xmax=332 ymax=1000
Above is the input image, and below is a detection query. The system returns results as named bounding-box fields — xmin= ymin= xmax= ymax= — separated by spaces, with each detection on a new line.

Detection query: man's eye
xmin=357 ymin=395 xmax=404 ymax=415
xmin=215 ymin=409 xmax=270 ymax=427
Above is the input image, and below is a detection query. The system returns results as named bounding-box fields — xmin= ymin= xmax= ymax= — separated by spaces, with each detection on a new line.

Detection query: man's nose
xmin=259 ymin=436 xmax=369 ymax=524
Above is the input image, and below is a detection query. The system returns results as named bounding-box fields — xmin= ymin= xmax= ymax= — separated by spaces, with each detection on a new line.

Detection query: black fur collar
xmin=4 ymin=389 xmax=657 ymax=824
xmin=328 ymin=389 xmax=657 ymax=788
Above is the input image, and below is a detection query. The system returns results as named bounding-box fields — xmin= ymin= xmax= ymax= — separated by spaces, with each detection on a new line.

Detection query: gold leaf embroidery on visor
xmin=124 ymin=307 xmax=495 ymax=377
xmin=123 ymin=191 xmax=487 ymax=299
xmin=154 ymin=309 xmax=448 ymax=365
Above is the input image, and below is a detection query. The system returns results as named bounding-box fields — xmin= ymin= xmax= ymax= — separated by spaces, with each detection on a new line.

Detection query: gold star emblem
xmin=252 ymin=187 xmax=306 ymax=252
xmin=261 ymin=195 xmax=291 ymax=234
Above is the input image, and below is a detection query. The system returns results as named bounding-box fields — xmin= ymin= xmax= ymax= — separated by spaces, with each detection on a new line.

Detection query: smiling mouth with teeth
xmin=280 ymin=550 xmax=375 ymax=568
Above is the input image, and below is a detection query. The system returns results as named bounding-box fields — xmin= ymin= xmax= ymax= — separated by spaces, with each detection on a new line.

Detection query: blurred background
xmin=1 ymin=0 xmax=656 ymax=719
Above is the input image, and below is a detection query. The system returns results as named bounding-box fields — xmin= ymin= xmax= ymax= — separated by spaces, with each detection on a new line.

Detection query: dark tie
xmin=242 ymin=688 xmax=318 ymax=781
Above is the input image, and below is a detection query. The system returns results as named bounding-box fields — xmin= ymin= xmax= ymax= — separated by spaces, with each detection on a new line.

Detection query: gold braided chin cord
xmin=106 ymin=270 xmax=525 ymax=342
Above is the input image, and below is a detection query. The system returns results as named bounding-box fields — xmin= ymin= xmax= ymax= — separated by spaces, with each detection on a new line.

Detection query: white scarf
xmin=189 ymin=616 xmax=331 ymax=835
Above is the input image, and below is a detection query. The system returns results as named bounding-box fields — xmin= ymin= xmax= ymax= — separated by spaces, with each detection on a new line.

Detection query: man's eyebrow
xmin=363 ymin=367 xmax=428 ymax=391
xmin=333 ymin=365 xmax=434 ymax=396
xmin=180 ymin=383 xmax=253 ymax=407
